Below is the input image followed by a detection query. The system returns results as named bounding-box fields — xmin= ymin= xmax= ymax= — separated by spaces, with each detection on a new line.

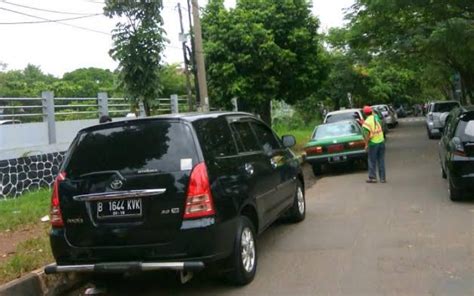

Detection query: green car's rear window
xmin=314 ymin=122 xmax=361 ymax=139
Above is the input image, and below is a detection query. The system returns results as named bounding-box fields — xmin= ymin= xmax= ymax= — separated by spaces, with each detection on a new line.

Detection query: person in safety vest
xmin=362 ymin=106 xmax=386 ymax=183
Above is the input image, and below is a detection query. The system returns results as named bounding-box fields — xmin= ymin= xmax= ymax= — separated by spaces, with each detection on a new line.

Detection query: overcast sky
xmin=0 ymin=0 xmax=354 ymax=77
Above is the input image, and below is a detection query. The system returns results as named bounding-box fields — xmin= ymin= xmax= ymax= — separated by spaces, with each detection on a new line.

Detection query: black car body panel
xmin=439 ymin=107 xmax=474 ymax=197
xmin=50 ymin=112 xmax=304 ymax=268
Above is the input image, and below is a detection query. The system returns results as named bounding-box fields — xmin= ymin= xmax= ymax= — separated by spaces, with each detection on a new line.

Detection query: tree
xmin=202 ymin=0 xmax=327 ymax=124
xmin=345 ymin=0 xmax=474 ymax=104
xmin=61 ymin=67 xmax=118 ymax=97
xmin=158 ymin=63 xmax=189 ymax=98
xmin=104 ymin=0 xmax=166 ymax=115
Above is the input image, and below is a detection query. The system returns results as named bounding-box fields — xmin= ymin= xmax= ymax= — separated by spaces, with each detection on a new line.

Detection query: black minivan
xmin=45 ymin=112 xmax=305 ymax=285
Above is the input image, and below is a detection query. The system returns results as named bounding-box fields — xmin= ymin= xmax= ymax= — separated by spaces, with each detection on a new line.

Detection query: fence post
xmin=41 ymin=91 xmax=56 ymax=144
xmin=170 ymin=94 xmax=179 ymax=114
xmin=231 ymin=97 xmax=238 ymax=111
xmin=97 ymin=92 xmax=108 ymax=117
xmin=138 ymin=101 xmax=146 ymax=117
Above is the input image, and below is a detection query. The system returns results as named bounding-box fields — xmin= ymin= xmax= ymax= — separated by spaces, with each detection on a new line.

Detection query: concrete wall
xmin=0 ymin=118 xmax=123 ymax=160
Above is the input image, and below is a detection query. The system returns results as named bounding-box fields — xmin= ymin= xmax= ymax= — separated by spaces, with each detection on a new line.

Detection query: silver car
xmin=426 ymin=101 xmax=460 ymax=139
xmin=372 ymin=104 xmax=398 ymax=128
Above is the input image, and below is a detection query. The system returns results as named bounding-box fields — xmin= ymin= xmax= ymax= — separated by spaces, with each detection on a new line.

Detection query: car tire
xmin=448 ymin=175 xmax=462 ymax=202
xmin=427 ymin=128 xmax=434 ymax=140
xmin=311 ymin=164 xmax=322 ymax=176
xmin=287 ymin=180 xmax=305 ymax=223
xmin=226 ymin=216 xmax=257 ymax=286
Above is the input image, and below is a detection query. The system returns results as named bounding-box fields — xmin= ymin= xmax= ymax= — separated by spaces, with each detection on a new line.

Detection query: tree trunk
xmin=259 ymin=100 xmax=272 ymax=126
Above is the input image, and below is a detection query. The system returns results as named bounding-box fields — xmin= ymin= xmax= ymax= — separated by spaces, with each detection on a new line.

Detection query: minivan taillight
xmin=50 ymin=171 xmax=66 ymax=228
xmin=184 ymin=162 xmax=215 ymax=219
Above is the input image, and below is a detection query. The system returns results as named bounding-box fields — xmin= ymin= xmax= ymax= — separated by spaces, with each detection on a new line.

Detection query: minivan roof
xmin=79 ymin=111 xmax=254 ymax=133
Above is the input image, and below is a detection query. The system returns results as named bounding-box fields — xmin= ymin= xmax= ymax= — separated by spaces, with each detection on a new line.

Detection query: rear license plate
xmin=332 ymin=156 xmax=341 ymax=162
xmin=97 ymin=199 xmax=142 ymax=219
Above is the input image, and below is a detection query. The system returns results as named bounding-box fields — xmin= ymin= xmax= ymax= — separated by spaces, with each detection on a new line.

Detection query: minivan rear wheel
xmin=287 ymin=181 xmax=305 ymax=223
xmin=226 ymin=216 xmax=257 ymax=286
xmin=448 ymin=175 xmax=462 ymax=202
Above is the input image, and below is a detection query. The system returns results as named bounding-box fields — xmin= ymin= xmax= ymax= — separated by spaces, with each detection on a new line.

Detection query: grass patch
xmin=0 ymin=189 xmax=51 ymax=232
xmin=0 ymin=230 xmax=53 ymax=284
xmin=274 ymin=125 xmax=315 ymax=152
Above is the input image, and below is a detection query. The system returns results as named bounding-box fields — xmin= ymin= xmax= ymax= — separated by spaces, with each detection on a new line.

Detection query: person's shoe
xmin=366 ymin=178 xmax=377 ymax=183
xmin=380 ymin=179 xmax=387 ymax=183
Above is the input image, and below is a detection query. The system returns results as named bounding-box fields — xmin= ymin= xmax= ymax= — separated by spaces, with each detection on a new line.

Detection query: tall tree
xmin=203 ymin=0 xmax=327 ymax=124
xmin=104 ymin=0 xmax=166 ymax=115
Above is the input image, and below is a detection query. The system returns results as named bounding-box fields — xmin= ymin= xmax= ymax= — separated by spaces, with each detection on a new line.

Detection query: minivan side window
xmin=193 ymin=118 xmax=237 ymax=158
xmin=230 ymin=121 xmax=261 ymax=153
xmin=250 ymin=122 xmax=281 ymax=154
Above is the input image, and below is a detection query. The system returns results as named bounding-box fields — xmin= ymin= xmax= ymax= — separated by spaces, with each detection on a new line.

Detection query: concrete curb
xmin=0 ymin=266 xmax=85 ymax=296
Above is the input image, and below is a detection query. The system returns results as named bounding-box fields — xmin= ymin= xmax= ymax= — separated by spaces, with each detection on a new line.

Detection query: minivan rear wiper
xmin=79 ymin=170 xmax=125 ymax=181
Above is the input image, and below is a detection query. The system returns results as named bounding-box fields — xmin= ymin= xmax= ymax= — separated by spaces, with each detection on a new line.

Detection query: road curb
xmin=0 ymin=266 xmax=85 ymax=296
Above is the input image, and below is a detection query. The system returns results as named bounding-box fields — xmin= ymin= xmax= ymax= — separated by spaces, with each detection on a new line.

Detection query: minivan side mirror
xmin=282 ymin=135 xmax=296 ymax=148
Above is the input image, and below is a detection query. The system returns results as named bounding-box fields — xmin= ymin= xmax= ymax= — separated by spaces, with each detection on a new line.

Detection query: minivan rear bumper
xmin=50 ymin=217 xmax=237 ymax=267
xmin=44 ymin=261 xmax=205 ymax=274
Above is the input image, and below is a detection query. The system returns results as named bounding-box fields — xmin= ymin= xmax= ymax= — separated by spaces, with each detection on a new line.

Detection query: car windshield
xmin=313 ymin=122 xmax=360 ymax=139
xmin=433 ymin=102 xmax=459 ymax=112
xmin=63 ymin=121 xmax=198 ymax=178
xmin=326 ymin=112 xmax=360 ymax=123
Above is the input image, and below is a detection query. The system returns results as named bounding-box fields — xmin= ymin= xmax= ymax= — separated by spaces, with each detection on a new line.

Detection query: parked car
xmin=372 ymin=108 xmax=389 ymax=137
xmin=396 ymin=105 xmax=407 ymax=118
xmin=372 ymin=104 xmax=398 ymax=128
xmin=426 ymin=100 xmax=461 ymax=139
xmin=304 ymin=120 xmax=367 ymax=176
xmin=438 ymin=106 xmax=474 ymax=201
xmin=45 ymin=112 xmax=306 ymax=286
xmin=324 ymin=109 xmax=364 ymax=125
xmin=0 ymin=119 xmax=21 ymax=125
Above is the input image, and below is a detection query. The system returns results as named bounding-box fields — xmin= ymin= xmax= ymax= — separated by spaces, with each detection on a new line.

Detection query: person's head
xmin=363 ymin=106 xmax=373 ymax=116
xmin=99 ymin=115 xmax=112 ymax=124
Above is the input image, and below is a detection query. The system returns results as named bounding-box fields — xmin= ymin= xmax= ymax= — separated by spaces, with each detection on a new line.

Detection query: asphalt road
xmin=74 ymin=119 xmax=474 ymax=295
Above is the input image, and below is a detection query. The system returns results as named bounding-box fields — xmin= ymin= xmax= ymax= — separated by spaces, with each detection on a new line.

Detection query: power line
xmin=0 ymin=13 xmax=102 ymax=24
xmin=0 ymin=0 xmax=99 ymax=16
xmin=0 ymin=6 xmax=109 ymax=35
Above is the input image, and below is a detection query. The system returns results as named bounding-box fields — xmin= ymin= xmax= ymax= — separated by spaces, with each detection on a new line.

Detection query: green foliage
xmin=159 ymin=63 xmax=189 ymax=98
xmin=203 ymin=0 xmax=327 ymax=123
xmin=344 ymin=0 xmax=474 ymax=104
xmin=104 ymin=0 xmax=166 ymax=115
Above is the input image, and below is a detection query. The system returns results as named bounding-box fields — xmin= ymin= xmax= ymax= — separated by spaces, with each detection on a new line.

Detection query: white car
xmin=0 ymin=120 xmax=21 ymax=125
xmin=426 ymin=101 xmax=461 ymax=139
xmin=324 ymin=109 xmax=364 ymax=124
xmin=372 ymin=104 xmax=398 ymax=128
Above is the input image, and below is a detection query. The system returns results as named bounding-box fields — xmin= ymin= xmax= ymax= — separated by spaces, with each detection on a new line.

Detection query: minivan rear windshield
xmin=433 ymin=102 xmax=459 ymax=112
xmin=63 ymin=121 xmax=198 ymax=178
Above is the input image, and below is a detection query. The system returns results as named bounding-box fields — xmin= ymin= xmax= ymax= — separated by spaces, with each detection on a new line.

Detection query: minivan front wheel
xmin=226 ymin=216 xmax=257 ymax=286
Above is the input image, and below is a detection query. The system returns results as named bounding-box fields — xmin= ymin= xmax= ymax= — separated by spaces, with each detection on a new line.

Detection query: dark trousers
xmin=368 ymin=142 xmax=386 ymax=180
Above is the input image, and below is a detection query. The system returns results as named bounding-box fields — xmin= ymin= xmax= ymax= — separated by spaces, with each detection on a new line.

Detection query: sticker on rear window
xmin=180 ymin=158 xmax=193 ymax=171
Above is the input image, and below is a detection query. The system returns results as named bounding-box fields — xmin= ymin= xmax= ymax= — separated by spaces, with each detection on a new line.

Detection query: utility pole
xmin=186 ymin=0 xmax=200 ymax=107
xmin=190 ymin=0 xmax=209 ymax=111
xmin=177 ymin=3 xmax=194 ymax=112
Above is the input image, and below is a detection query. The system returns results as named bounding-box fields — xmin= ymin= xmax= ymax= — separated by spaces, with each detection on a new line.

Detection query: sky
xmin=0 ymin=0 xmax=354 ymax=77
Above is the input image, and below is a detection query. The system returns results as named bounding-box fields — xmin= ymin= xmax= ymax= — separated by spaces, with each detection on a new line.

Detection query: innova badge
xmin=110 ymin=179 xmax=123 ymax=190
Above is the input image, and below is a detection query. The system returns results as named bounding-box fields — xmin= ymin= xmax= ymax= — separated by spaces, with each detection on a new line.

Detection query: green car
xmin=304 ymin=120 xmax=367 ymax=176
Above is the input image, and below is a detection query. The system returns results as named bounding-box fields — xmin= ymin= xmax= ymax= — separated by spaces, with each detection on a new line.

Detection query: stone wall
xmin=0 ymin=152 xmax=65 ymax=199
